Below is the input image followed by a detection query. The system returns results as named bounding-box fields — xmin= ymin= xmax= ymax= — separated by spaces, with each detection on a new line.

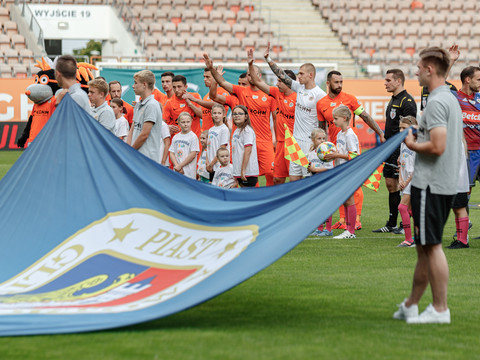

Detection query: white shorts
xmin=289 ymin=138 xmax=311 ymax=177
xmin=401 ymin=182 xmax=412 ymax=196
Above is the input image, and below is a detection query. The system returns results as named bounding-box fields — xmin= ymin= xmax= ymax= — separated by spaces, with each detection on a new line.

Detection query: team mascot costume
xmin=17 ymin=58 xmax=97 ymax=148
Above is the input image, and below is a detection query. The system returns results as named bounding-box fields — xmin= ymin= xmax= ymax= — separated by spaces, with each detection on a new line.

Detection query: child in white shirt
xmin=206 ymin=104 xmax=230 ymax=181
xmin=212 ymin=148 xmax=237 ymax=188
xmin=110 ymin=98 xmax=129 ymax=141
xmin=197 ymin=130 xmax=210 ymax=183
xmin=169 ymin=112 xmax=200 ymax=179
xmin=324 ymin=105 xmax=359 ymax=239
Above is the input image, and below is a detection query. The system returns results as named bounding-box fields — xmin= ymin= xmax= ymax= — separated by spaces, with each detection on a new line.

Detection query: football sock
xmin=457 ymin=217 xmax=469 ymax=245
xmin=346 ymin=204 xmax=356 ymax=234
xmin=388 ymin=191 xmax=401 ymax=227
xmin=398 ymin=203 xmax=413 ymax=242
xmin=317 ymin=224 xmax=324 ymax=231
xmin=325 ymin=216 xmax=332 ymax=232
xmin=354 ymin=187 xmax=364 ymax=216
xmin=265 ymin=173 xmax=274 ymax=186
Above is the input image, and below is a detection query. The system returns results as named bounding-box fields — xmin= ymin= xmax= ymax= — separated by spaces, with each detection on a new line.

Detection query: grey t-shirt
xmin=132 ymin=94 xmax=163 ymax=162
xmin=68 ymin=83 xmax=93 ymax=116
xmin=412 ymin=85 xmax=462 ymax=195
xmin=91 ymin=101 xmax=116 ymax=133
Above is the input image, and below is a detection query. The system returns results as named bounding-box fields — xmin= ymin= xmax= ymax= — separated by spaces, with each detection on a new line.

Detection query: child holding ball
xmin=308 ymin=128 xmax=334 ymax=237
xmin=324 ymin=105 xmax=359 ymax=239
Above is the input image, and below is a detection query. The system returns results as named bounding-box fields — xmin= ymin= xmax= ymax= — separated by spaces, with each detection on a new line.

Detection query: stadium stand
xmin=313 ymin=0 xmax=480 ymax=79
xmin=0 ymin=0 xmax=290 ymax=78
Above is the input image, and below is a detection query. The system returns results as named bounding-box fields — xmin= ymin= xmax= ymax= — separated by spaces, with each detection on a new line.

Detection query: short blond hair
xmin=88 ymin=78 xmax=109 ymax=96
xmin=332 ymin=104 xmax=351 ymax=120
xmin=134 ymin=70 xmax=155 ymax=90
xmin=177 ymin=112 xmax=192 ymax=123
xmin=399 ymin=115 xmax=418 ymax=126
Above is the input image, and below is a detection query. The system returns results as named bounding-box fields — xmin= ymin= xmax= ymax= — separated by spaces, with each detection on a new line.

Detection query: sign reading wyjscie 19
xmin=32 ymin=8 xmax=91 ymax=19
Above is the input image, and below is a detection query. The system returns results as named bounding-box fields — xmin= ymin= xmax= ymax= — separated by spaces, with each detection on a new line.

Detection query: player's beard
xmin=331 ymin=87 xmax=342 ymax=95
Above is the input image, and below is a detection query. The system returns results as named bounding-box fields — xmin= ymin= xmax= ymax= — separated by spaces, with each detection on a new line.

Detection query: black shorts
xmin=452 ymin=192 xmax=469 ymax=209
xmin=237 ymin=176 xmax=258 ymax=187
xmin=383 ymin=147 xmax=400 ymax=179
xmin=411 ymin=186 xmax=455 ymax=246
xmin=209 ymin=170 xmax=215 ymax=182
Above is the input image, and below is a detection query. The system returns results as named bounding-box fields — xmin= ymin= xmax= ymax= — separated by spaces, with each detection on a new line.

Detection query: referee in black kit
xmin=373 ymin=69 xmax=417 ymax=233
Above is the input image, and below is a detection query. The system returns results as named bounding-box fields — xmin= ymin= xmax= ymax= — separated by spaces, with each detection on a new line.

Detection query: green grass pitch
xmin=0 ymin=150 xmax=479 ymax=359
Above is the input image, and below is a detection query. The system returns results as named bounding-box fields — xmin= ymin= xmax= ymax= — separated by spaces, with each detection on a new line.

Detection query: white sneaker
xmin=333 ymin=230 xmax=356 ymax=239
xmin=393 ymin=299 xmax=418 ymax=320
xmin=406 ymin=304 xmax=451 ymax=324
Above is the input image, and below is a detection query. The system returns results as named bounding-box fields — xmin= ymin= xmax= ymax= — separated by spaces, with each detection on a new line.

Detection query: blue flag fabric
xmin=0 ymin=95 xmax=407 ymax=336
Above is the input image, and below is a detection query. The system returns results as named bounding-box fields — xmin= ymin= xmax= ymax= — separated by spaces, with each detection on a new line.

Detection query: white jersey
xmin=158 ymin=122 xmax=171 ymax=166
xmin=305 ymin=149 xmax=333 ymax=177
xmin=114 ymin=115 xmax=129 ymax=140
xmin=291 ymin=80 xmax=326 ymax=141
xmin=335 ymin=128 xmax=359 ymax=166
xmin=232 ymin=125 xmax=259 ymax=177
xmin=197 ymin=149 xmax=209 ymax=179
xmin=169 ymin=131 xmax=200 ymax=179
xmin=457 ymin=141 xmax=469 ymax=193
xmin=212 ymin=164 xmax=236 ymax=188
xmin=207 ymin=124 xmax=230 ymax=171
xmin=399 ymin=142 xmax=415 ymax=182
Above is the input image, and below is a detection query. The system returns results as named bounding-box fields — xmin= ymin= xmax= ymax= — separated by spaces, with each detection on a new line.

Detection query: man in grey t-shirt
xmin=127 ymin=70 xmax=163 ymax=162
xmin=54 ymin=55 xmax=93 ymax=116
xmin=393 ymin=47 xmax=462 ymax=325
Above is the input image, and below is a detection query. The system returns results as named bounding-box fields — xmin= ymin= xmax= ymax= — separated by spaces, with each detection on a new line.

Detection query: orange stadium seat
xmin=155 ymin=9 xmax=169 ymax=22
xmin=227 ymin=0 xmax=242 ymax=13
xmin=140 ymin=9 xmax=155 ymax=24
xmin=159 ymin=36 xmax=173 ymax=51
xmin=241 ymin=38 xmax=255 ymax=52
xmin=0 ymin=7 xmax=9 ymax=23
xmin=151 ymin=50 xmax=167 ymax=62
xmin=170 ymin=10 xmax=182 ymax=24
xmin=19 ymin=48 xmax=34 ymax=64
xmin=232 ymin=23 xmax=246 ymax=39
xmin=201 ymin=0 xmax=214 ymax=13
xmin=224 ymin=10 xmax=236 ymax=25
xmin=167 ymin=50 xmax=180 ymax=62
xmin=145 ymin=0 xmax=159 ymax=12
xmin=149 ymin=23 xmax=162 ymax=36
xmin=227 ymin=37 xmax=241 ymax=52
xmin=3 ymin=21 xmax=18 ymax=36
xmin=186 ymin=0 xmax=201 ymax=10
xmin=195 ymin=9 xmax=209 ymax=22
xmin=224 ymin=50 xmax=237 ymax=62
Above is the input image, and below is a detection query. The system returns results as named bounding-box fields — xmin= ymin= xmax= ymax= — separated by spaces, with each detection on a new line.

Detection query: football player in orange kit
xmin=204 ymin=53 xmax=277 ymax=186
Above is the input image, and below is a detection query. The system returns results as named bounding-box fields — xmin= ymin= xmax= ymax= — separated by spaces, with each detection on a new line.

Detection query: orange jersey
xmin=269 ymin=86 xmax=296 ymax=142
xmin=28 ymin=97 xmax=56 ymax=144
xmin=232 ymin=85 xmax=276 ymax=143
xmin=163 ymin=93 xmax=202 ymax=137
xmin=316 ymin=92 xmax=364 ymax=143
xmin=153 ymin=88 xmax=169 ymax=107
xmin=201 ymin=87 xmax=230 ymax=131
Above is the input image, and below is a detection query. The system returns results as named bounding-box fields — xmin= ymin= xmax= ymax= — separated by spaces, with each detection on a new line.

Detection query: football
xmin=317 ymin=141 xmax=336 ymax=162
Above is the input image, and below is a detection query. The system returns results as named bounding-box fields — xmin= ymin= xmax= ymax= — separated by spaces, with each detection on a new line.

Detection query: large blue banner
xmin=0 ymin=95 xmax=406 ymax=336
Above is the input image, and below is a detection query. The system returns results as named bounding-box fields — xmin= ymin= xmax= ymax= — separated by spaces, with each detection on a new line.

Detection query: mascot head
xmin=25 ymin=58 xmax=60 ymax=105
